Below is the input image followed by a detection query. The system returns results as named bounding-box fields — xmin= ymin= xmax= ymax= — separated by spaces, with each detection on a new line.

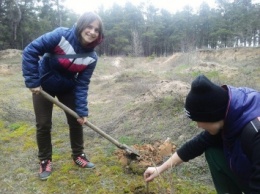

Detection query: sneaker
xmin=39 ymin=159 xmax=52 ymax=180
xmin=73 ymin=153 xmax=95 ymax=169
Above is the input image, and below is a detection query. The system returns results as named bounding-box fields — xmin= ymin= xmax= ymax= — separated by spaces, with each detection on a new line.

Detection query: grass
xmin=0 ymin=120 xmax=215 ymax=194
xmin=1 ymin=47 xmax=260 ymax=193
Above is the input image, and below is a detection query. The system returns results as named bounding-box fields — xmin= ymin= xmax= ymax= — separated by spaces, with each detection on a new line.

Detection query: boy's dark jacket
xmin=177 ymin=85 xmax=260 ymax=192
xmin=22 ymin=26 xmax=101 ymax=117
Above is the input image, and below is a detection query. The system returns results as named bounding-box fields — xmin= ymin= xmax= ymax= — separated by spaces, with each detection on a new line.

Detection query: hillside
xmin=0 ymin=47 xmax=259 ymax=194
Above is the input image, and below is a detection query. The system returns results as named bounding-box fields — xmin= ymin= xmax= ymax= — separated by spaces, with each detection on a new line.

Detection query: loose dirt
xmin=115 ymin=138 xmax=176 ymax=174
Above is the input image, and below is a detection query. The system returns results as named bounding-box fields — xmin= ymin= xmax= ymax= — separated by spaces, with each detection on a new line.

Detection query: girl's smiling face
xmin=80 ymin=19 xmax=100 ymax=45
xmin=196 ymin=120 xmax=224 ymax=135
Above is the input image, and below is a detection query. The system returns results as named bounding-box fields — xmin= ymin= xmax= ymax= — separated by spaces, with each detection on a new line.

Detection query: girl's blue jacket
xmin=22 ymin=26 xmax=101 ymax=117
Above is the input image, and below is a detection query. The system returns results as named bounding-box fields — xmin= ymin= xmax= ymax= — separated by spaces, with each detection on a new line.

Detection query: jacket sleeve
xmin=249 ymin=135 xmax=260 ymax=192
xmin=177 ymin=131 xmax=222 ymax=162
xmin=22 ymin=28 xmax=61 ymax=88
xmin=240 ymin=120 xmax=260 ymax=192
xmin=74 ymin=60 xmax=97 ymax=117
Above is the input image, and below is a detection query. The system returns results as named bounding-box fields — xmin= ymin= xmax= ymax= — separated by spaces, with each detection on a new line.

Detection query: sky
xmin=63 ymin=0 xmax=219 ymax=14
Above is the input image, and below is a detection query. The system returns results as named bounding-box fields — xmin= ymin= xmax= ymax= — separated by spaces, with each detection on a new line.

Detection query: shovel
xmin=39 ymin=89 xmax=140 ymax=158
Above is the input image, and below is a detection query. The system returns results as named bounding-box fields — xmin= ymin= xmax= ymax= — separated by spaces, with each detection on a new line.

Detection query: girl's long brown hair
xmin=75 ymin=12 xmax=104 ymax=48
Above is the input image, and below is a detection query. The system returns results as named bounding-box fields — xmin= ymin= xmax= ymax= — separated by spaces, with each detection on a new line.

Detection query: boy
xmin=144 ymin=75 xmax=260 ymax=193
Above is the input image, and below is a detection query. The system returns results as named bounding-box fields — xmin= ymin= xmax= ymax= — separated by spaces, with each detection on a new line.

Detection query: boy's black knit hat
xmin=184 ymin=75 xmax=228 ymax=122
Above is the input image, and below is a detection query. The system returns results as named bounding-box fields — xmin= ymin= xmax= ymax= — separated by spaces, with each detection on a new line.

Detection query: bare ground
xmin=0 ymin=47 xmax=260 ymax=193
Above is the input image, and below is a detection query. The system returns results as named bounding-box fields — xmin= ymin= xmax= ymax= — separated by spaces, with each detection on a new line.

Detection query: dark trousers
xmin=205 ymin=147 xmax=250 ymax=194
xmin=32 ymin=91 xmax=84 ymax=161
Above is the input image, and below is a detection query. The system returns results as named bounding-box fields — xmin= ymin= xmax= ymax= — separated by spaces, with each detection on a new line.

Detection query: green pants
xmin=205 ymin=147 xmax=250 ymax=194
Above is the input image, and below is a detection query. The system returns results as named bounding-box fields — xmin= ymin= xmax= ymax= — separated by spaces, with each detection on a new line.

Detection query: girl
xmin=22 ymin=12 xmax=104 ymax=180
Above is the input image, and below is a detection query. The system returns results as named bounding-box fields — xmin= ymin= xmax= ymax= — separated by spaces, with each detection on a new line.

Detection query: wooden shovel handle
xmin=39 ymin=90 xmax=124 ymax=148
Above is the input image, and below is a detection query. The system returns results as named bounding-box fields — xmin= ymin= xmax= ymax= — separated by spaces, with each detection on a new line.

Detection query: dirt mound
xmin=0 ymin=49 xmax=22 ymax=75
xmin=115 ymin=138 xmax=176 ymax=174
xmin=135 ymin=80 xmax=189 ymax=103
xmin=162 ymin=53 xmax=183 ymax=64
xmin=160 ymin=47 xmax=260 ymax=78
xmin=112 ymin=57 xmax=123 ymax=67
xmin=0 ymin=49 xmax=22 ymax=59
xmin=184 ymin=61 xmax=239 ymax=78
xmin=197 ymin=47 xmax=260 ymax=63
xmin=0 ymin=64 xmax=12 ymax=75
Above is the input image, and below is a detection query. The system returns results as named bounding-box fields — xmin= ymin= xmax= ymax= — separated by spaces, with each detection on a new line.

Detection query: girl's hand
xmin=77 ymin=117 xmax=87 ymax=125
xmin=30 ymin=87 xmax=41 ymax=94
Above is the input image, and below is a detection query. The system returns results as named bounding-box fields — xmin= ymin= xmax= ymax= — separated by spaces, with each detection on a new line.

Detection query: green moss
xmin=7 ymin=122 xmax=29 ymax=137
xmin=52 ymin=153 xmax=64 ymax=161
xmin=23 ymin=138 xmax=36 ymax=150
xmin=0 ymin=135 xmax=11 ymax=142
xmin=128 ymin=162 xmax=146 ymax=175
xmin=118 ymin=136 xmax=138 ymax=145
xmin=53 ymin=138 xmax=66 ymax=145
xmin=0 ymin=120 xmax=4 ymax=128
xmin=59 ymin=163 xmax=74 ymax=173
xmin=0 ymin=121 xmax=215 ymax=194
xmin=92 ymin=150 xmax=119 ymax=165
xmin=9 ymin=123 xmax=22 ymax=131
xmin=108 ymin=165 xmax=123 ymax=174
xmin=15 ymin=167 xmax=27 ymax=174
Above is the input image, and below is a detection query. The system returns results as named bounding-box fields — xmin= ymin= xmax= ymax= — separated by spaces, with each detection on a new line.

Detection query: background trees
xmin=0 ymin=0 xmax=259 ymax=56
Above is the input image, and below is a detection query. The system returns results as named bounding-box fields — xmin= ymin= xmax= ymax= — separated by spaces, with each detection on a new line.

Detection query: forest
xmin=0 ymin=0 xmax=259 ymax=56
